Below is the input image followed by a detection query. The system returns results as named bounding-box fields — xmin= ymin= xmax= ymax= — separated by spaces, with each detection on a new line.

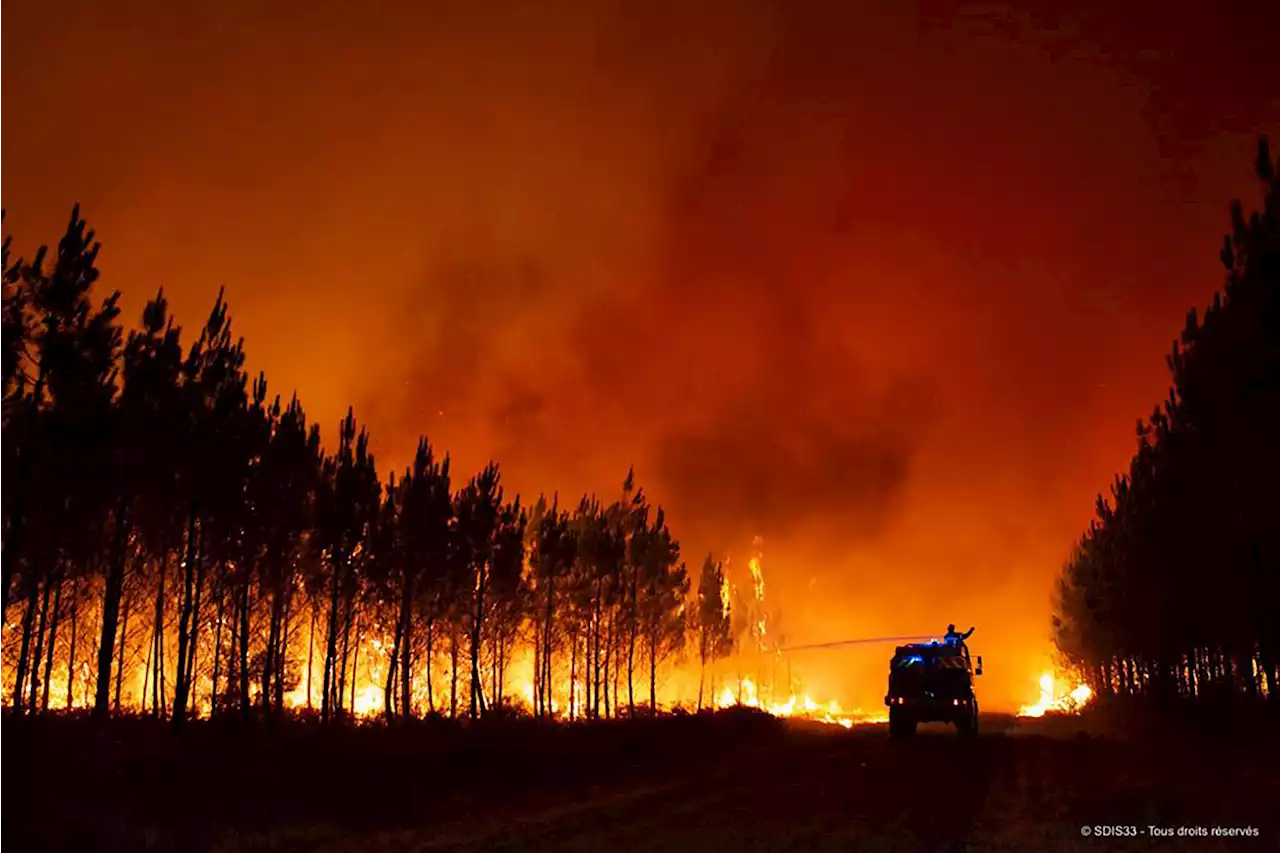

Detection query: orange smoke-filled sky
xmin=3 ymin=0 xmax=1277 ymax=711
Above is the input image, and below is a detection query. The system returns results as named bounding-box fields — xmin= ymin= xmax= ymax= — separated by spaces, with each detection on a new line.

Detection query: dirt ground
xmin=4 ymin=711 xmax=1277 ymax=852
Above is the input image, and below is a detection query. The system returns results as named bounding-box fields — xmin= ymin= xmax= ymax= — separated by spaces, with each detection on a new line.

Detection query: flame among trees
xmin=694 ymin=555 xmax=732 ymax=710
xmin=1052 ymin=139 xmax=1280 ymax=706
xmin=0 ymin=221 xmax=742 ymax=722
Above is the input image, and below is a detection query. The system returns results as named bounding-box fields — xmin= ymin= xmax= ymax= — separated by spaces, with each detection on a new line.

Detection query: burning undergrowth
xmin=1017 ymin=671 xmax=1094 ymax=718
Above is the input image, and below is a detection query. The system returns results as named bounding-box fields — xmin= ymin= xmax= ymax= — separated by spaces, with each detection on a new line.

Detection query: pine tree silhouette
xmin=1054 ymin=138 xmax=1279 ymax=706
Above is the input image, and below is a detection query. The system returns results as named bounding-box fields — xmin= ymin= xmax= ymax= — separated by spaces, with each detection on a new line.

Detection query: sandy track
xmin=5 ymin=715 xmax=1276 ymax=852
xmin=321 ymin=724 xmax=1278 ymax=852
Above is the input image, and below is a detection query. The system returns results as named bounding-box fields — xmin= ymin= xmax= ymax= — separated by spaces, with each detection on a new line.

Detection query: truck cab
xmin=884 ymin=641 xmax=982 ymax=738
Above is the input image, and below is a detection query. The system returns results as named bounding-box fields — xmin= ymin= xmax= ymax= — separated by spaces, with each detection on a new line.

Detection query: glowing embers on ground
xmin=1017 ymin=671 xmax=1093 ymax=718
xmin=309 ymin=659 xmax=887 ymax=727
xmin=508 ymin=674 xmax=887 ymax=728
xmin=712 ymin=676 xmax=887 ymax=728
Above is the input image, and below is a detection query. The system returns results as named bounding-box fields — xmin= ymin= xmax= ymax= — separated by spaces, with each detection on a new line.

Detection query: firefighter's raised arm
xmin=961 ymin=627 xmax=975 ymax=640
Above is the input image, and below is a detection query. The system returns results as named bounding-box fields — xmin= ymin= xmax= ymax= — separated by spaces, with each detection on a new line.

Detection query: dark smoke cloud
xmin=652 ymin=371 xmax=931 ymax=550
xmin=353 ymin=2 xmax=949 ymax=557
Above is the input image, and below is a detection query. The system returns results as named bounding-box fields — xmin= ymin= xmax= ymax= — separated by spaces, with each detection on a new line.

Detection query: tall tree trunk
xmin=385 ymin=607 xmax=402 ymax=722
xmin=587 ymin=614 xmax=595 ymax=719
xmin=533 ymin=628 xmax=543 ymax=717
xmin=649 ymin=634 xmax=658 ymax=713
xmin=628 ymin=601 xmax=637 ymax=717
xmin=585 ymin=615 xmax=593 ymax=718
xmin=597 ymin=607 xmax=605 ymax=717
xmin=494 ymin=630 xmax=504 ymax=701
xmin=306 ymin=596 xmax=316 ymax=711
xmin=698 ymin=659 xmax=705 ymax=711
xmin=390 ymin=656 xmax=400 ymax=711
xmin=470 ymin=561 xmax=487 ymax=719
xmin=262 ymin=584 xmax=281 ymax=714
xmin=321 ymin=559 xmax=342 ymax=724
xmin=183 ymin=525 xmax=207 ymax=717
xmin=337 ymin=594 xmax=354 ymax=713
xmin=236 ymin=567 xmax=251 ymax=720
xmin=115 ymin=589 xmax=132 ymax=713
xmin=275 ymin=587 xmax=292 ymax=713
xmin=541 ymin=626 xmax=551 ymax=717
xmin=272 ymin=586 xmax=287 ymax=713
xmin=489 ymin=633 xmax=499 ymax=706
xmin=595 ymin=591 xmax=604 ymax=719
xmin=158 ymin=585 xmax=168 ymax=719
xmin=65 ymin=576 xmax=80 ymax=710
xmin=449 ymin=622 xmax=459 ymax=719
xmin=172 ymin=509 xmax=200 ymax=727
xmin=586 ymin=611 xmax=595 ymax=719
xmin=211 ymin=586 xmax=224 ymax=718
xmin=542 ymin=575 xmax=555 ymax=718
xmin=186 ymin=546 xmax=205 ymax=717
xmin=151 ymin=550 xmax=167 ymax=716
xmin=602 ymin=618 xmax=612 ymax=719
xmin=40 ymin=578 xmax=63 ymax=712
xmin=591 ymin=593 xmax=601 ymax=719
xmin=235 ymin=587 xmax=250 ymax=713
xmin=228 ymin=594 xmax=239 ymax=710
xmin=13 ymin=578 xmax=40 ymax=713
xmin=425 ymin=614 xmax=436 ymax=714
xmin=569 ymin=631 xmax=578 ymax=721
xmin=149 ymin=588 xmax=161 ymax=715
xmin=349 ymin=611 xmax=362 ymax=713
xmin=28 ymin=575 xmax=53 ymax=711
xmin=612 ymin=623 xmax=621 ymax=717
xmin=260 ymin=577 xmax=284 ymax=715
xmin=94 ymin=497 xmax=132 ymax=718
xmin=494 ymin=630 xmax=504 ymax=696
xmin=613 ymin=632 xmax=621 ymax=717
xmin=141 ymin=610 xmax=154 ymax=716
xmin=399 ymin=579 xmax=413 ymax=719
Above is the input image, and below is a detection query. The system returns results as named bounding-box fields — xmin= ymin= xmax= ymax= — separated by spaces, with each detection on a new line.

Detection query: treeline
xmin=1 ymin=208 xmax=738 ymax=725
xmin=1053 ymin=138 xmax=1280 ymax=705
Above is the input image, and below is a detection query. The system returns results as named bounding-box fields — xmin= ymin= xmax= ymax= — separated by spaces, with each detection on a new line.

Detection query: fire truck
xmin=884 ymin=641 xmax=982 ymax=738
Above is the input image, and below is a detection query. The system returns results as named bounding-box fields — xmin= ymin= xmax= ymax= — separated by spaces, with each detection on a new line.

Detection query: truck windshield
xmin=890 ymin=650 xmax=970 ymax=695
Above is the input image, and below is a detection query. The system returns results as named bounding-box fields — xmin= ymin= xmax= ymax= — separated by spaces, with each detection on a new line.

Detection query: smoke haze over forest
xmin=4 ymin=0 xmax=1277 ymax=710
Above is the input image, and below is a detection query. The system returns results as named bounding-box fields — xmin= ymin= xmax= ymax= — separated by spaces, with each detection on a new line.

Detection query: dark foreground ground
xmin=4 ymin=708 xmax=1278 ymax=852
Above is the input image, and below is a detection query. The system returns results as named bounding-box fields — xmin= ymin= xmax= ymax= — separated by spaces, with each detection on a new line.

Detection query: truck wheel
xmin=957 ymin=706 xmax=979 ymax=738
xmin=889 ymin=709 xmax=916 ymax=739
